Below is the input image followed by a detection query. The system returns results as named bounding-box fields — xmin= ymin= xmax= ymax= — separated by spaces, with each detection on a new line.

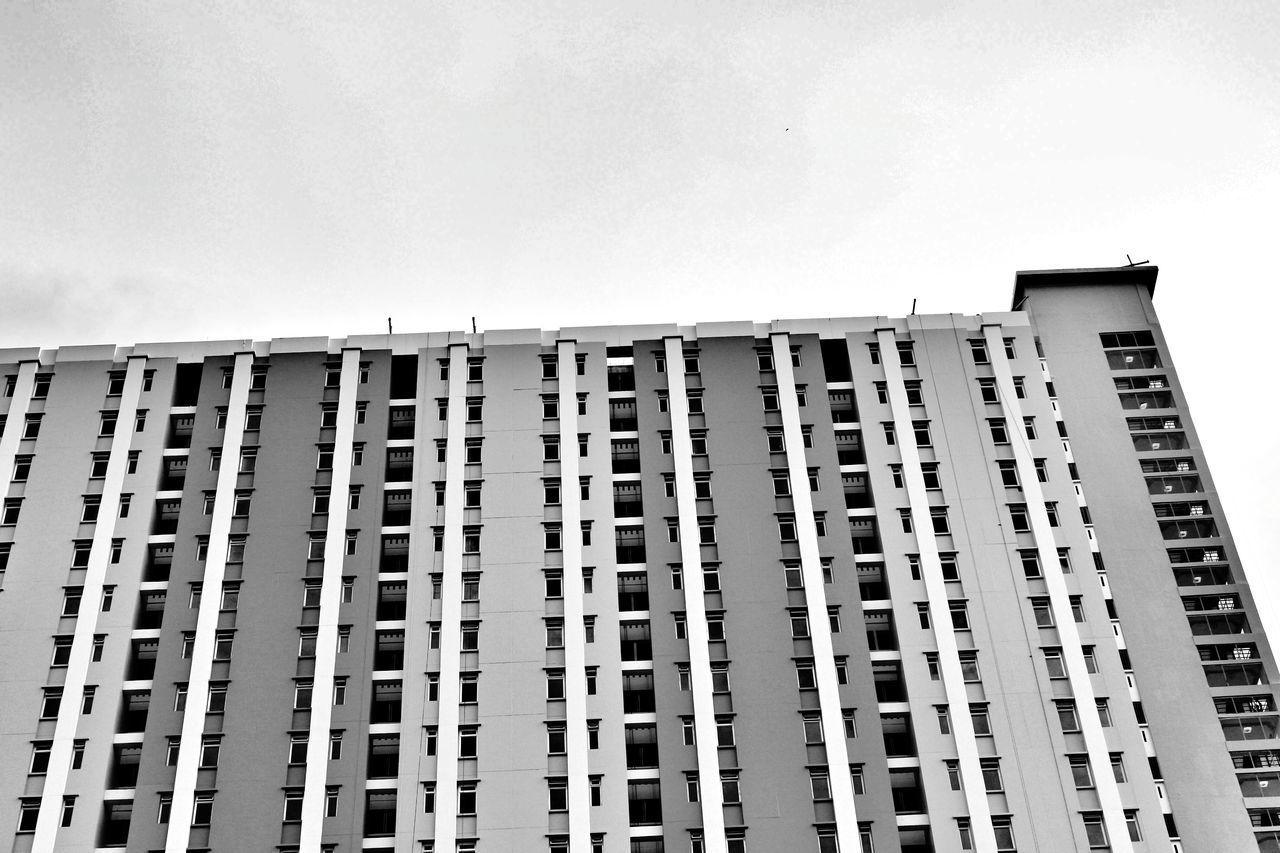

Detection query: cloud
xmin=0 ymin=265 xmax=190 ymax=348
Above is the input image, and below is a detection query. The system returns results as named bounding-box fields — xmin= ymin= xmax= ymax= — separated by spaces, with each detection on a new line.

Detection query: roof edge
xmin=1012 ymin=265 xmax=1158 ymax=310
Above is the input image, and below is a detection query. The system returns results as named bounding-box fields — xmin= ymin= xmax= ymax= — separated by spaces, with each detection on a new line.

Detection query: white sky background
xmin=2 ymin=2 xmax=1278 ymax=636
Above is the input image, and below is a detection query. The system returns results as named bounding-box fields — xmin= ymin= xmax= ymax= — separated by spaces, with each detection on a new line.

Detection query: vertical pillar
xmin=396 ymin=348 xmax=435 ymax=845
xmin=557 ymin=340 xmax=593 ymax=850
xmin=0 ymin=360 xmax=39 ymax=483
xmin=165 ymin=351 xmax=253 ymax=849
xmin=298 ymin=347 xmax=362 ymax=851
xmin=432 ymin=342 xmax=471 ymax=851
xmin=983 ymin=324 xmax=1132 ymax=852
xmin=771 ymin=333 xmax=860 ymax=846
xmin=37 ymin=356 xmax=148 ymax=853
xmin=877 ymin=328 xmax=997 ymax=850
xmin=663 ymin=336 xmax=727 ymax=853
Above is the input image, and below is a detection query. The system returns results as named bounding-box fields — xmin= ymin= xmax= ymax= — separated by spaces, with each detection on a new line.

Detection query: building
xmin=0 ymin=265 xmax=1274 ymax=853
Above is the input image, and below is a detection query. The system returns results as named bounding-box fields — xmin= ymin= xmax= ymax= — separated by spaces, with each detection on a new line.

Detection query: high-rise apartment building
xmin=0 ymin=265 xmax=1273 ymax=853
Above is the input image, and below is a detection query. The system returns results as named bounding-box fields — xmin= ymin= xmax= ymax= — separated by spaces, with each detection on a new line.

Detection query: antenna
xmin=911 ymin=298 xmax=917 ymax=315
xmin=387 ymin=317 xmax=392 ymax=335
xmin=1125 ymin=254 xmax=1150 ymax=267
xmin=472 ymin=317 xmax=477 ymax=334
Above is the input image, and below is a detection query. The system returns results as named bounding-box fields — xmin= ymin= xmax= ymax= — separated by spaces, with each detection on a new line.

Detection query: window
xmin=51 ymin=636 xmax=73 ymax=667
xmin=298 ymin=629 xmax=318 ymax=658
xmin=18 ymin=799 xmax=39 ymax=833
xmin=716 ymin=717 xmax=735 ymax=746
xmin=989 ymin=419 xmax=1009 ymax=444
xmin=1031 ymin=597 xmax=1054 ymax=627
xmin=1069 ymin=754 xmax=1094 ymax=788
xmin=284 ymin=790 xmax=304 ymax=822
xmin=1083 ymin=813 xmax=1108 ymax=848
xmin=458 ymin=783 xmax=478 ymax=816
xmin=2 ymin=498 xmax=22 ymax=525
xmin=790 ymin=611 xmax=810 ymax=639
xmin=12 ymin=455 xmax=32 ymax=482
xmin=41 ymin=688 xmax=62 ymax=718
xmin=912 ymin=420 xmax=932 ymax=447
xmin=1071 ymin=596 xmax=1086 ymax=623
xmin=200 ymin=736 xmax=221 ymax=768
xmin=293 ymin=680 xmax=313 ymax=710
xmin=958 ymin=652 xmax=980 ymax=682
xmin=1034 ymin=458 xmax=1049 ymax=482
xmin=1008 ymin=504 xmax=1030 ymax=532
xmin=796 ymin=661 xmax=817 ymax=689
xmin=1044 ymin=648 xmax=1067 ymax=678
xmin=766 ymin=429 xmax=785 ymax=453
xmin=547 ymin=724 xmax=567 ymax=755
xmin=1096 ymin=698 xmax=1113 ymax=727
xmin=1057 ymin=700 xmax=1081 ymax=732
xmin=803 ymin=713 xmax=824 ymax=744
xmin=993 ymin=816 xmax=1017 ymax=852
xmin=931 ymin=508 xmax=950 ymax=535
xmin=949 ymin=600 xmax=969 ymax=630
xmin=810 ymin=769 xmax=832 ymax=801
xmin=925 ymin=651 xmax=940 ymax=679
xmin=981 ymin=759 xmax=1003 ymax=792
xmin=549 ymin=778 xmax=568 ymax=812
xmin=971 ymin=704 xmax=992 ymax=736
xmin=1125 ymin=810 xmax=1142 ymax=842
xmin=213 ymin=631 xmax=233 ymax=660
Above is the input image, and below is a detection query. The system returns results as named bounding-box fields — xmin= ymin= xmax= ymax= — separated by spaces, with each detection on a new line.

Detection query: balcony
xmin=377 ymin=583 xmax=408 ymax=620
xmin=607 ymin=366 xmax=636 ymax=392
xmin=622 ymin=671 xmax=656 ymax=713
xmin=625 ymin=724 xmax=659 ymax=768
xmin=385 ymin=449 xmax=413 ymax=482
xmin=117 ymin=691 xmax=150 ymax=733
xmin=626 ymin=781 xmax=662 ymax=825
xmin=388 ymin=406 xmax=415 ymax=440
xmin=370 ymin=682 xmax=403 ymax=724
xmin=167 ymin=414 xmax=194 ymax=449
xmin=107 ymin=744 xmax=142 ymax=788
xmin=367 ymin=736 xmax=400 ymax=778
xmin=125 ymin=639 xmax=159 ymax=681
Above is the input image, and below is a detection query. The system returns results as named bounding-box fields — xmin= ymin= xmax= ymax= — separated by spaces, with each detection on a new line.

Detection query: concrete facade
xmin=0 ymin=266 xmax=1273 ymax=853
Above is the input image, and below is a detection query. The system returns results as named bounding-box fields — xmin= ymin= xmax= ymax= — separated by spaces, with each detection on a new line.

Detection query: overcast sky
xmin=2 ymin=1 xmax=1278 ymax=635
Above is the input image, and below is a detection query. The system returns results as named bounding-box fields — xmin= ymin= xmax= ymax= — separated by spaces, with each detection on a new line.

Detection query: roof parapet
xmin=1012 ymin=265 xmax=1158 ymax=310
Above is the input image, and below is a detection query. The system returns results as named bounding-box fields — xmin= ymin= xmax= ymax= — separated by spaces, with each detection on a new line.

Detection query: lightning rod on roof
xmin=911 ymin=298 xmax=917 ymax=315
xmin=472 ymin=317 xmax=477 ymax=334
xmin=1125 ymin=254 xmax=1150 ymax=267
xmin=388 ymin=317 xmax=392 ymax=335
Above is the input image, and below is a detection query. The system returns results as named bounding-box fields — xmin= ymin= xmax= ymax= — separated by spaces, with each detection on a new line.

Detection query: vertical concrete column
xmin=432 ymin=342 xmax=471 ymax=851
xmin=877 ymin=328 xmax=997 ymax=849
xmin=37 ymin=355 xmax=148 ymax=853
xmin=662 ymin=336 xmax=727 ymax=853
xmin=396 ymin=347 xmax=435 ymax=845
xmin=299 ymin=347 xmax=362 ymax=852
xmin=983 ymin=324 xmax=1133 ymax=852
xmin=164 ymin=351 xmax=253 ymax=849
xmin=0 ymin=360 xmax=38 ymax=483
xmin=557 ymin=340 xmax=593 ymax=849
xmin=771 ymin=333 xmax=860 ymax=846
